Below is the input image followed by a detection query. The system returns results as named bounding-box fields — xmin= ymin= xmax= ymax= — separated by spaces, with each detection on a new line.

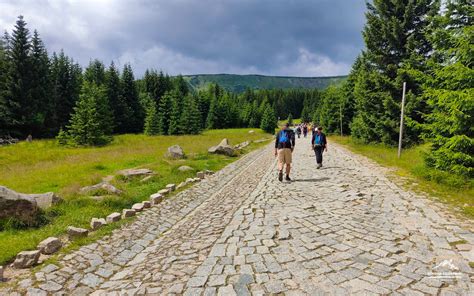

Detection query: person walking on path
xmin=275 ymin=122 xmax=296 ymax=181
xmin=311 ymin=126 xmax=327 ymax=169
xmin=296 ymin=125 xmax=301 ymax=138
xmin=303 ymin=124 xmax=308 ymax=138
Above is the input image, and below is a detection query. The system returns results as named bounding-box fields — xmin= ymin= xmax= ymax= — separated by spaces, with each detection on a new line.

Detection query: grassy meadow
xmin=330 ymin=136 xmax=473 ymax=219
xmin=0 ymin=128 xmax=272 ymax=265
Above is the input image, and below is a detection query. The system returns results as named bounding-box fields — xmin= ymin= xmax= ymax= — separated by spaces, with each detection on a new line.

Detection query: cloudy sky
xmin=0 ymin=0 xmax=367 ymax=77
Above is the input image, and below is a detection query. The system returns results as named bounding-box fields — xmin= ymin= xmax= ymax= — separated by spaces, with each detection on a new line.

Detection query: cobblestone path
xmin=3 ymin=137 xmax=474 ymax=295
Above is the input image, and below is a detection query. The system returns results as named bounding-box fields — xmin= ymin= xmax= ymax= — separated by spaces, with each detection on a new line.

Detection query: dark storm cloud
xmin=0 ymin=0 xmax=366 ymax=77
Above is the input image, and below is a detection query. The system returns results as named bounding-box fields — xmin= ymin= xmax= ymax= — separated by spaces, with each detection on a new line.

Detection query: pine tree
xmin=65 ymin=81 xmax=112 ymax=146
xmin=180 ymin=94 xmax=202 ymax=134
xmin=157 ymin=92 xmax=172 ymax=135
xmin=287 ymin=113 xmax=293 ymax=126
xmin=352 ymin=0 xmax=440 ymax=145
xmin=0 ymin=33 xmax=14 ymax=136
xmin=174 ymin=75 xmax=189 ymax=97
xmin=300 ymin=106 xmax=311 ymax=123
xmin=84 ymin=59 xmax=106 ymax=85
xmin=168 ymin=92 xmax=182 ymax=135
xmin=105 ymin=62 xmax=127 ymax=133
xmin=29 ymin=30 xmax=50 ymax=136
xmin=206 ymin=94 xmax=219 ymax=129
xmin=121 ymin=64 xmax=143 ymax=133
xmin=260 ymin=104 xmax=277 ymax=134
xmin=144 ymin=101 xmax=160 ymax=136
xmin=48 ymin=51 xmax=82 ymax=134
xmin=423 ymin=0 xmax=473 ymax=177
xmin=7 ymin=15 xmax=33 ymax=137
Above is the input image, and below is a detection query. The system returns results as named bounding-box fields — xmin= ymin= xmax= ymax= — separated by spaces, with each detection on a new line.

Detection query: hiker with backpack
xmin=311 ymin=126 xmax=327 ymax=169
xmin=296 ymin=125 xmax=301 ymax=138
xmin=303 ymin=124 xmax=308 ymax=138
xmin=275 ymin=122 xmax=296 ymax=181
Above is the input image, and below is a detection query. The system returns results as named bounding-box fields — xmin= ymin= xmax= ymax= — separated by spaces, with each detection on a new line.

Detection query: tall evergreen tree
xmin=29 ymin=30 xmax=50 ymax=136
xmin=7 ymin=15 xmax=33 ymax=137
xmin=144 ymin=101 xmax=160 ymax=136
xmin=48 ymin=51 xmax=82 ymax=135
xmin=84 ymin=59 xmax=106 ymax=85
xmin=352 ymin=0 xmax=440 ymax=145
xmin=64 ymin=81 xmax=112 ymax=146
xmin=105 ymin=62 xmax=127 ymax=133
xmin=206 ymin=94 xmax=219 ymax=129
xmin=260 ymin=103 xmax=277 ymax=134
xmin=168 ymin=92 xmax=183 ymax=135
xmin=121 ymin=64 xmax=143 ymax=133
xmin=0 ymin=33 xmax=13 ymax=136
xmin=423 ymin=0 xmax=473 ymax=176
xmin=156 ymin=91 xmax=173 ymax=135
xmin=180 ymin=94 xmax=202 ymax=134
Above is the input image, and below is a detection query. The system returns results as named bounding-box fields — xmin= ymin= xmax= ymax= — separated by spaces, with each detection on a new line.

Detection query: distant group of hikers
xmin=274 ymin=122 xmax=327 ymax=182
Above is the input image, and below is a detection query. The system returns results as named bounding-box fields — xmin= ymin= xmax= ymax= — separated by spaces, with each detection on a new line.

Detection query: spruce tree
xmin=287 ymin=113 xmax=293 ymax=126
xmin=260 ymin=104 xmax=277 ymax=134
xmin=157 ymin=92 xmax=172 ymax=135
xmin=168 ymin=93 xmax=182 ymax=135
xmin=206 ymin=94 xmax=219 ymax=129
xmin=144 ymin=101 xmax=160 ymax=136
xmin=7 ymin=15 xmax=33 ymax=137
xmin=423 ymin=0 xmax=473 ymax=176
xmin=65 ymin=81 xmax=111 ymax=146
xmin=105 ymin=62 xmax=127 ymax=133
xmin=180 ymin=94 xmax=202 ymax=134
xmin=121 ymin=64 xmax=143 ymax=133
xmin=84 ymin=59 xmax=106 ymax=85
xmin=0 ymin=34 xmax=13 ymax=136
xmin=352 ymin=0 xmax=440 ymax=145
xmin=29 ymin=30 xmax=50 ymax=136
xmin=300 ymin=106 xmax=311 ymax=123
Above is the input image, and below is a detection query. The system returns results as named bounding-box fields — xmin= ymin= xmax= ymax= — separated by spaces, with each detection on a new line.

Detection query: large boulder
xmin=13 ymin=250 xmax=40 ymax=268
xmin=79 ymin=182 xmax=122 ymax=195
xmin=118 ymin=168 xmax=154 ymax=178
xmin=67 ymin=226 xmax=88 ymax=240
xmin=208 ymin=139 xmax=235 ymax=156
xmin=0 ymin=186 xmax=61 ymax=225
xmin=167 ymin=145 xmax=185 ymax=159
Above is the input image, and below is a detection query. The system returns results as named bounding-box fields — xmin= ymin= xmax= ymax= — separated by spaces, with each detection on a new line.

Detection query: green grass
xmin=330 ymin=135 xmax=473 ymax=219
xmin=0 ymin=129 xmax=272 ymax=265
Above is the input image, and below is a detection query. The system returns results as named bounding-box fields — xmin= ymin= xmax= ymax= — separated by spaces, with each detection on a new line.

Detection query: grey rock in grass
xmin=204 ymin=170 xmax=214 ymax=175
xmin=122 ymin=209 xmax=136 ymax=218
xmin=142 ymin=201 xmax=152 ymax=208
xmin=118 ymin=168 xmax=154 ymax=178
xmin=37 ymin=237 xmax=62 ymax=255
xmin=90 ymin=218 xmax=106 ymax=230
xmin=150 ymin=193 xmax=163 ymax=204
xmin=67 ymin=226 xmax=89 ymax=240
xmin=132 ymin=203 xmax=144 ymax=212
xmin=185 ymin=178 xmax=194 ymax=184
xmin=248 ymin=130 xmax=255 ymax=133
xmin=0 ymin=265 xmax=3 ymax=280
xmin=235 ymin=141 xmax=250 ymax=150
xmin=13 ymin=250 xmax=40 ymax=268
xmin=0 ymin=186 xmax=61 ymax=225
xmin=167 ymin=145 xmax=185 ymax=159
xmin=140 ymin=175 xmax=154 ymax=183
xmin=106 ymin=212 xmax=121 ymax=223
xmin=177 ymin=182 xmax=186 ymax=190
xmin=79 ymin=182 xmax=122 ymax=195
xmin=178 ymin=165 xmax=193 ymax=172
xmin=166 ymin=184 xmax=176 ymax=191
xmin=158 ymin=188 xmax=170 ymax=195
xmin=197 ymin=171 xmax=205 ymax=179
xmin=208 ymin=138 xmax=235 ymax=156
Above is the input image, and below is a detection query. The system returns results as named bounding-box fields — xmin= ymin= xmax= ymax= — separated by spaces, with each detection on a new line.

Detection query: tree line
xmin=308 ymin=0 xmax=472 ymax=178
xmin=0 ymin=16 xmax=323 ymax=143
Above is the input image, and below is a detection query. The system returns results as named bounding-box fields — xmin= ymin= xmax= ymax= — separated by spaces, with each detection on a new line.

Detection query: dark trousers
xmin=314 ymin=146 xmax=323 ymax=164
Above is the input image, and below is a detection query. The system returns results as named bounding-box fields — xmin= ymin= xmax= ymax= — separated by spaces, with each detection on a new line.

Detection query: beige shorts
xmin=277 ymin=148 xmax=292 ymax=165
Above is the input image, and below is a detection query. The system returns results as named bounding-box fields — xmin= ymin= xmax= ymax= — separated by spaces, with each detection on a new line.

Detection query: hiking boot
xmin=278 ymin=171 xmax=283 ymax=182
xmin=317 ymin=164 xmax=321 ymax=169
xmin=285 ymin=175 xmax=291 ymax=181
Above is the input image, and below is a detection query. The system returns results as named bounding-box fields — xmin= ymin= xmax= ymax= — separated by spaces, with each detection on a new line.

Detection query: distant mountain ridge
xmin=182 ymin=74 xmax=347 ymax=93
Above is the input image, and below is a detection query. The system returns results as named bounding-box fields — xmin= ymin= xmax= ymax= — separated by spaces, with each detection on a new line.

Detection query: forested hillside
xmin=310 ymin=0 xmax=472 ymax=178
xmin=183 ymin=74 xmax=346 ymax=93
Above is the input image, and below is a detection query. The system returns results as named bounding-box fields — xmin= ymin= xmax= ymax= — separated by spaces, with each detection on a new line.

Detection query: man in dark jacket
xmin=311 ymin=126 xmax=327 ymax=169
xmin=275 ymin=122 xmax=296 ymax=181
